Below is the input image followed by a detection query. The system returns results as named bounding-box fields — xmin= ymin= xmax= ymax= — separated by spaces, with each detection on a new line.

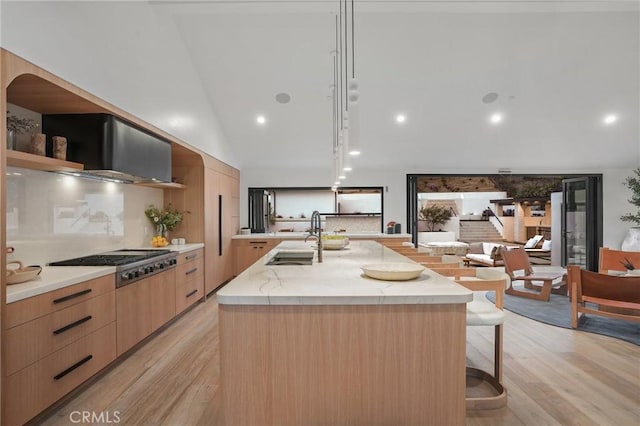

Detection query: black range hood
xmin=42 ymin=113 xmax=172 ymax=183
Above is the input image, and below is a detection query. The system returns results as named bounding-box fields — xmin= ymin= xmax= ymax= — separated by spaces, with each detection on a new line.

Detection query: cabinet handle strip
xmin=53 ymin=355 xmax=93 ymax=380
xmin=185 ymin=267 xmax=198 ymax=275
xmin=53 ymin=315 xmax=93 ymax=335
xmin=185 ymin=254 xmax=197 ymax=260
xmin=219 ymin=194 xmax=223 ymax=256
xmin=186 ymin=289 xmax=198 ymax=298
xmin=53 ymin=289 xmax=92 ymax=304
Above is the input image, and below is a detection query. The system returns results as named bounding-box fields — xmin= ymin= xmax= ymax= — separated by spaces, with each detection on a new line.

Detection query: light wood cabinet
xmin=233 ymin=239 xmax=280 ymax=276
xmin=150 ymin=268 xmax=177 ymax=332
xmin=203 ymin=167 xmax=239 ymax=294
xmin=4 ymin=274 xmax=117 ymax=425
xmin=176 ymin=248 xmax=204 ymax=314
xmin=5 ymin=291 xmax=115 ymax=376
xmin=116 ymin=269 xmax=176 ymax=356
xmin=5 ymin=324 xmax=117 ymax=426
xmin=5 ymin=274 xmax=114 ymax=329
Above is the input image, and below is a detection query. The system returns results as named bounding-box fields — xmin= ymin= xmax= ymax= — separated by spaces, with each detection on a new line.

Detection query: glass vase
xmin=156 ymin=224 xmax=168 ymax=239
xmin=6 ymin=129 xmax=16 ymax=150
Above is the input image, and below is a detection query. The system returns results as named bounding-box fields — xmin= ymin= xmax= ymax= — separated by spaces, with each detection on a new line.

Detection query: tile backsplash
xmin=6 ymin=167 xmax=163 ymax=266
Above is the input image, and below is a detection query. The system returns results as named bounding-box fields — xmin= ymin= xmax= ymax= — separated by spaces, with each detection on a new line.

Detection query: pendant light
xmin=330 ymin=0 xmax=359 ymax=185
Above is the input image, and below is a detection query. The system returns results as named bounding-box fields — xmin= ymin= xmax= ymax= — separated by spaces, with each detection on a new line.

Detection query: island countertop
xmin=217 ymin=240 xmax=472 ymax=305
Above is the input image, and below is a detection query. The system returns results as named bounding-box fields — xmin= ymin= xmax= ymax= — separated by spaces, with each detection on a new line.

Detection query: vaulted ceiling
xmin=151 ymin=0 xmax=639 ymax=175
xmin=2 ymin=1 xmax=639 ymax=177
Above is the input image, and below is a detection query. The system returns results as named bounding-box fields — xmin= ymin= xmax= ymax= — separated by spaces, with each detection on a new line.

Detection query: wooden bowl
xmin=6 ymin=261 xmax=42 ymax=285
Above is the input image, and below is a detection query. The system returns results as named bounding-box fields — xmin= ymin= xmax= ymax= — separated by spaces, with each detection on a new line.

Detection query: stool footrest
xmin=466 ymin=366 xmax=507 ymax=410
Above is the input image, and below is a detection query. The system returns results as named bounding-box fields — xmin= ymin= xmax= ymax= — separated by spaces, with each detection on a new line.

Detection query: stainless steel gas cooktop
xmin=49 ymin=249 xmax=177 ymax=287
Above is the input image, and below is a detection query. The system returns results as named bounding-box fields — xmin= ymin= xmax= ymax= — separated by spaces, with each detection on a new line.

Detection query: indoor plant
xmin=418 ymin=205 xmax=452 ymax=232
xmin=145 ymin=204 xmax=188 ymax=241
xmin=621 ymin=168 xmax=640 ymax=251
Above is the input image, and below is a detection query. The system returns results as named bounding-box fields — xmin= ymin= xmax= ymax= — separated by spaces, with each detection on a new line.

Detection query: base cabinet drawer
xmin=5 ymin=291 xmax=116 ymax=376
xmin=6 ymin=274 xmax=115 ymax=329
xmin=176 ymin=256 xmax=204 ymax=314
xmin=5 ymin=323 xmax=116 ymax=426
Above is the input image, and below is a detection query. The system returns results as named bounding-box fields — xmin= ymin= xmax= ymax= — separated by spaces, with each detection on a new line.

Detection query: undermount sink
xmin=266 ymin=250 xmax=314 ymax=266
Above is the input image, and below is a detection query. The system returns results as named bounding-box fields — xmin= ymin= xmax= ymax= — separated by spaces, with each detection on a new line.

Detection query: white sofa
xmin=465 ymin=242 xmax=518 ymax=267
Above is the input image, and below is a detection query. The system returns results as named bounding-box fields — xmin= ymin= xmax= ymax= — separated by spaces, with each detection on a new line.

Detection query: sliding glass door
xmin=561 ymin=176 xmax=602 ymax=271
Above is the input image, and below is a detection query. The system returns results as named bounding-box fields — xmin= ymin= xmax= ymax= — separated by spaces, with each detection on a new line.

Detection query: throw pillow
xmin=524 ymin=238 xmax=537 ymax=249
xmin=494 ymin=246 xmax=504 ymax=260
xmin=490 ymin=246 xmax=498 ymax=259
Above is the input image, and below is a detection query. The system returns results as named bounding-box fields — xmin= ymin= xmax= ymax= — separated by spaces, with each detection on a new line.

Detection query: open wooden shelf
xmin=136 ymin=181 xmax=187 ymax=190
xmin=6 ymin=149 xmax=84 ymax=172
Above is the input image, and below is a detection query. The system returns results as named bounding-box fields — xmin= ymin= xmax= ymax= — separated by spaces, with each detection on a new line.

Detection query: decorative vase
xmin=30 ymin=133 xmax=46 ymax=156
xmin=156 ymin=224 xmax=168 ymax=239
xmin=6 ymin=129 xmax=16 ymax=150
xmin=621 ymin=227 xmax=640 ymax=252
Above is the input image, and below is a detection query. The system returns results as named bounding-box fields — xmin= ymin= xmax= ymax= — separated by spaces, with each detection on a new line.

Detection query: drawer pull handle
xmin=250 ymin=241 xmax=268 ymax=244
xmin=186 ymin=289 xmax=198 ymax=298
xmin=185 ymin=254 xmax=197 ymax=260
xmin=53 ymin=289 xmax=92 ymax=304
xmin=53 ymin=355 xmax=93 ymax=381
xmin=53 ymin=315 xmax=93 ymax=335
xmin=185 ymin=267 xmax=198 ymax=275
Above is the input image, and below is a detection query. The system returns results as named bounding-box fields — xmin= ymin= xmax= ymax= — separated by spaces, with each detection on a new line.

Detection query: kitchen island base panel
xmin=220 ymin=303 xmax=466 ymax=426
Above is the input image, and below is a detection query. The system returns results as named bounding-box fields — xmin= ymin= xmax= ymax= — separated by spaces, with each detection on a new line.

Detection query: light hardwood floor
xmin=39 ymin=294 xmax=639 ymax=426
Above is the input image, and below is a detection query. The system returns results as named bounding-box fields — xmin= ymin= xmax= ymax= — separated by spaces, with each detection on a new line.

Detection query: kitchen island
xmin=217 ymin=240 xmax=472 ymax=425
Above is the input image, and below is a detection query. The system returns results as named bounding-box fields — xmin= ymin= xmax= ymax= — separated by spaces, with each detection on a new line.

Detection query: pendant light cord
xmin=351 ymin=0 xmax=355 ymax=79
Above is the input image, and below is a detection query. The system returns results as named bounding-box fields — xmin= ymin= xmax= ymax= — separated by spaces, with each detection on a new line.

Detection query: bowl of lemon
xmin=151 ymin=235 xmax=169 ymax=247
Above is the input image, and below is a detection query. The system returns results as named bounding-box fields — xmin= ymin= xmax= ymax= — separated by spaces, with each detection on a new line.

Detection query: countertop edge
xmin=232 ymin=233 xmax=411 ymax=240
xmin=216 ymin=293 xmax=473 ymax=306
xmin=7 ymin=266 xmax=116 ymax=304
xmin=6 ymin=243 xmax=205 ymax=303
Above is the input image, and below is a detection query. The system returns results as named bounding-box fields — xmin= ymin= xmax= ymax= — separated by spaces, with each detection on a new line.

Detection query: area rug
xmin=485 ymin=292 xmax=640 ymax=346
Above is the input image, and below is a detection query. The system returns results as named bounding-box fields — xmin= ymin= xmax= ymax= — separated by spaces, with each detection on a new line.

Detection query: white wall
xmin=0 ymin=1 xmax=237 ymax=167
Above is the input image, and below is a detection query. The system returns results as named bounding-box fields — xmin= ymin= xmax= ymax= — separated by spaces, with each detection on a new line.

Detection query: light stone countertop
xmin=6 ymin=266 xmax=116 ymax=304
xmin=217 ymin=240 xmax=472 ymax=306
xmin=6 ymin=243 xmax=205 ymax=304
xmin=232 ymin=232 xmax=411 ymax=239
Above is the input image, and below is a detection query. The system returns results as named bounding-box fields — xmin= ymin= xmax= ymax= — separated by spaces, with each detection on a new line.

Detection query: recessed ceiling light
xmin=603 ymin=114 xmax=618 ymax=125
xmin=489 ymin=113 xmax=503 ymax=124
xmin=482 ymin=92 xmax=499 ymax=104
xmin=275 ymin=93 xmax=291 ymax=104
xmin=396 ymin=114 xmax=406 ymax=123
xmin=343 ymin=166 xmax=352 ymax=172
xmin=349 ymin=149 xmax=361 ymax=156
xmin=339 ymin=174 xmax=346 ymax=180
xmin=256 ymin=115 xmax=266 ymax=125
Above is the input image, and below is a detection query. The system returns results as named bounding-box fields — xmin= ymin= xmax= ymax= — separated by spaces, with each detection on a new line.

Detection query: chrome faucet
xmin=304 ymin=210 xmax=323 ymax=263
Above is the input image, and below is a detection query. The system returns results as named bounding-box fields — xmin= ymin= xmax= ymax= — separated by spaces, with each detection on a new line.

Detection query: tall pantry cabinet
xmin=203 ymin=162 xmax=239 ymax=294
xmin=166 ymin=146 xmax=239 ymax=295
